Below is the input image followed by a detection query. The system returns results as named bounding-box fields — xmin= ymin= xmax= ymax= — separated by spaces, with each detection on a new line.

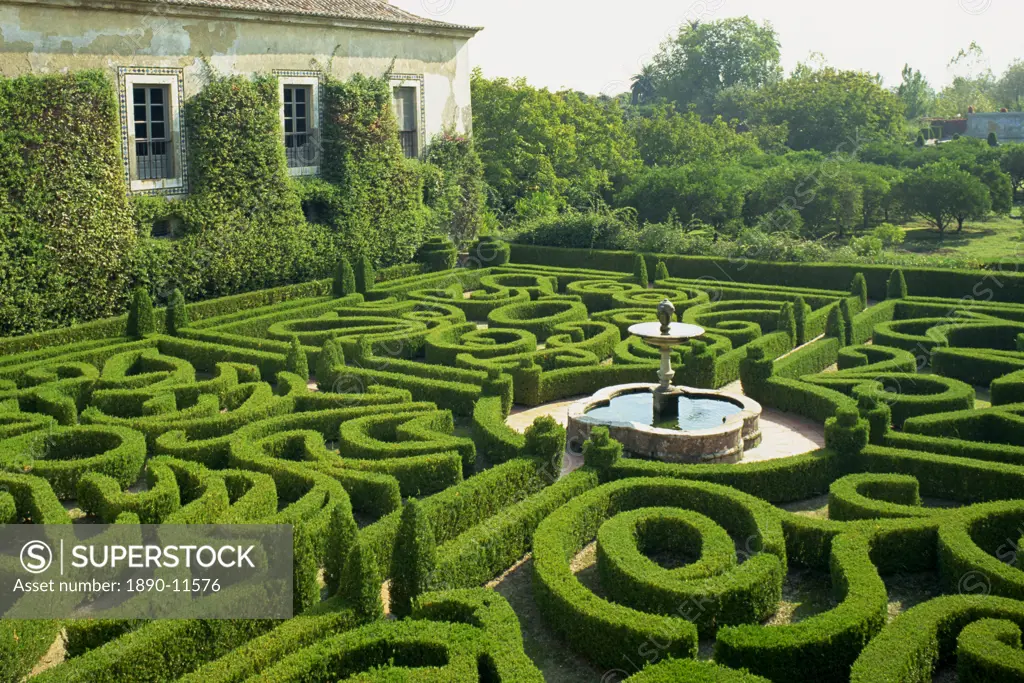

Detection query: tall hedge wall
xmin=510 ymin=245 xmax=1024 ymax=304
xmin=318 ymin=73 xmax=426 ymax=267
xmin=0 ymin=70 xmax=137 ymax=336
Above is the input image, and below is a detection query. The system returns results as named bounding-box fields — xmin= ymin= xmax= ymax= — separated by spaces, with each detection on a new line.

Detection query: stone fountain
xmin=567 ymin=299 xmax=762 ymax=464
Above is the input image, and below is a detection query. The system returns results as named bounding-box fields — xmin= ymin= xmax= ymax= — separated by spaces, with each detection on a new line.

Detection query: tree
xmin=423 ymin=132 xmax=487 ymax=247
xmin=389 ymin=498 xmax=436 ymax=618
xmin=730 ymin=67 xmax=905 ymax=152
xmin=629 ymin=103 xmax=762 ymax=168
xmin=896 ymin=64 xmax=935 ymax=119
xmin=899 ymin=161 xmax=992 ymax=234
xmin=470 ymin=71 xmax=641 ymax=213
xmin=996 ymin=60 xmax=1024 ymax=111
xmin=618 ymin=163 xmax=745 ymax=230
xmin=650 ymin=17 xmax=782 ymax=117
xmin=988 ymin=132 xmax=999 ymax=147
xmin=654 ymin=260 xmax=670 ymax=283
xmin=1001 ymin=144 xmax=1024 ymax=198
xmin=630 ymin=64 xmax=658 ymax=106
xmin=850 ymin=273 xmax=868 ymax=307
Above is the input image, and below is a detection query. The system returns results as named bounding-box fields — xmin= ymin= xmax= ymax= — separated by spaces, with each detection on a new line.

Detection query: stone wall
xmin=967 ymin=112 xmax=1024 ymax=142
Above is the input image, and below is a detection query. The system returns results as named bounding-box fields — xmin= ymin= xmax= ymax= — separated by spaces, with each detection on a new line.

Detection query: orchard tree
xmin=731 ymin=67 xmax=905 ymax=152
xmin=629 ymin=103 xmax=761 ymax=167
xmin=900 ymin=161 xmax=992 ymax=234
xmin=650 ymin=17 xmax=782 ymax=117
xmin=618 ymin=163 xmax=745 ymax=230
xmin=1001 ymin=144 xmax=1024 ymax=199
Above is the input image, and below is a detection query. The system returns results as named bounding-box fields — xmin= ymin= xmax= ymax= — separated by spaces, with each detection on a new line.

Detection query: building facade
xmin=0 ymin=0 xmax=480 ymax=195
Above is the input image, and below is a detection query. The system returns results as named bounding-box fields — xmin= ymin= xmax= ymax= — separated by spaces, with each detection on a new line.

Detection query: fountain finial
xmin=657 ymin=299 xmax=676 ymax=335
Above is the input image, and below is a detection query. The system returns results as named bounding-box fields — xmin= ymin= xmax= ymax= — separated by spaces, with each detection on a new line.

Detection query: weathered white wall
xmin=0 ymin=1 xmax=476 ymax=137
xmin=967 ymin=112 xmax=1024 ymax=142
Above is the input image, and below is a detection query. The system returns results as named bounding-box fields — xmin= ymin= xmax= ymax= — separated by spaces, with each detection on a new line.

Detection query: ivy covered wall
xmin=0 ymin=69 xmax=485 ymax=336
xmin=0 ymin=71 xmax=137 ymax=336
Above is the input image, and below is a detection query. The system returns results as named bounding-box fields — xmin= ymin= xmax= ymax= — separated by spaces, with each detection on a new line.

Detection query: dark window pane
xmin=284 ymin=88 xmax=293 ymax=103
xmin=150 ymin=88 xmax=164 ymax=105
xmin=285 ymin=119 xmax=293 ymax=133
xmin=152 ymin=141 xmax=166 ymax=155
xmin=133 ymin=88 xmax=146 ymax=104
xmin=284 ymin=103 xmax=292 ymax=118
xmin=151 ymin=122 xmax=165 ymax=139
xmin=134 ymin=105 xmax=147 ymax=122
xmin=296 ymin=119 xmax=306 ymax=133
xmin=296 ymin=103 xmax=306 ymax=118
xmin=150 ymin=105 xmax=164 ymax=124
xmin=135 ymin=123 xmax=148 ymax=139
xmin=136 ymin=141 xmax=149 ymax=157
xmin=296 ymin=88 xmax=306 ymax=103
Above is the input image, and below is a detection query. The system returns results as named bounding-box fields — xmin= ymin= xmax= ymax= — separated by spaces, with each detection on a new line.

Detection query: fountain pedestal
xmin=564 ymin=300 xmax=762 ymax=464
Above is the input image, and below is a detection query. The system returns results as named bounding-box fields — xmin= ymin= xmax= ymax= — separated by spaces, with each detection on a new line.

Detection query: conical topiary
xmin=389 ymin=498 xmax=436 ymax=618
xmin=886 ymin=269 xmax=907 ymax=300
xmin=355 ymin=255 xmax=375 ymax=294
xmin=633 ymin=253 xmax=649 ymax=287
xmin=777 ymin=302 xmax=796 ymax=343
xmin=325 ymin=499 xmax=359 ymax=595
xmin=292 ymin=523 xmax=320 ymax=614
xmin=286 ymin=337 xmax=309 ymax=381
xmin=988 ymin=131 xmax=999 ymax=147
xmin=839 ymin=299 xmax=855 ymax=345
xmin=850 ymin=273 xmax=868 ymax=307
xmin=793 ymin=295 xmax=809 ymax=346
xmin=333 ymin=257 xmax=357 ymax=297
xmin=341 ymin=540 xmax=383 ymax=620
xmin=316 ymin=338 xmax=345 ymax=389
xmin=654 ymin=260 xmax=670 ymax=284
xmin=826 ymin=306 xmax=849 ymax=347
xmin=165 ymin=288 xmax=189 ymax=336
xmin=127 ymin=287 xmax=155 ymax=338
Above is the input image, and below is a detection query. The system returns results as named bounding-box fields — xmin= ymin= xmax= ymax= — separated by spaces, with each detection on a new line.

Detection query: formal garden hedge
xmin=2 ymin=253 xmax=1024 ymax=681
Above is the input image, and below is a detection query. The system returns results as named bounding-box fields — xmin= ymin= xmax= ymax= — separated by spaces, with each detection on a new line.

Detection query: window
xmin=393 ymin=86 xmax=419 ymax=158
xmin=283 ymin=85 xmax=312 ymax=169
xmin=120 ymin=69 xmax=186 ymax=195
xmin=277 ymin=75 xmax=320 ymax=176
xmin=133 ymin=86 xmax=173 ymax=180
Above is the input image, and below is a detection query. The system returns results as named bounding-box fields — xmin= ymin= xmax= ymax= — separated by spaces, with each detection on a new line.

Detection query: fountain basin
xmin=567 ymin=383 xmax=762 ymax=464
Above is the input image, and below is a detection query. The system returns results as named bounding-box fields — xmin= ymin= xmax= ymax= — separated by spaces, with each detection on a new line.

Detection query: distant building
xmin=966 ymin=112 xmax=1024 ymax=143
xmin=0 ymin=0 xmax=481 ymax=195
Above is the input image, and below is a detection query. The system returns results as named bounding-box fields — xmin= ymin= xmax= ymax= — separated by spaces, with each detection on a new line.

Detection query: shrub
xmin=633 ymin=253 xmax=649 ymax=286
xmin=777 ymin=302 xmax=796 ymax=343
xmin=354 ymin=255 xmax=374 ymax=294
xmin=0 ymin=70 xmax=136 ymax=336
xmin=654 ymin=260 xmax=670 ymax=284
xmin=825 ymin=408 xmax=870 ymax=456
xmin=582 ymin=427 xmax=622 ymax=470
xmin=285 ymin=338 xmax=309 ymax=381
xmin=333 ymin=257 xmax=356 ymax=297
xmin=389 ymin=498 xmax=437 ymax=619
xmin=315 ymin=338 xmax=345 ymax=386
xmin=989 ymin=131 xmax=999 ymax=147
xmin=851 ymin=273 xmax=868 ymax=307
xmin=417 ymin=236 xmax=458 ymax=272
xmin=887 ymin=269 xmax=908 ymax=299
xmin=127 ymin=288 xmax=156 ymax=338
xmin=340 ymin=540 xmax=383 ymax=621
xmin=166 ymin=289 xmax=190 ymax=336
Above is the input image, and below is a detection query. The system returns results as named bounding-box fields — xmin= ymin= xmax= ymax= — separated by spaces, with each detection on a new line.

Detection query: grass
xmin=895 ymin=207 xmax=1024 ymax=265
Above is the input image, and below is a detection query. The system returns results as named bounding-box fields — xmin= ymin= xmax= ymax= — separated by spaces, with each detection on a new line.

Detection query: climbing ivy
xmin=0 ymin=70 xmax=136 ymax=335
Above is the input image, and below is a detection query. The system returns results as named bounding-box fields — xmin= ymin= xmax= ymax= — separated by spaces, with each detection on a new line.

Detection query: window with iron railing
xmin=132 ymin=85 xmax=173 ymax=180
xmin=283 ymin=85 xmax=315 ymax=168
xmin=393 ymin=86 xmax=419 ymax=158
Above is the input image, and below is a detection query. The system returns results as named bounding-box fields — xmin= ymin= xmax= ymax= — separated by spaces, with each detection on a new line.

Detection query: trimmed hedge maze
xmin=4 ymin=254 xmax=1024 ymax=682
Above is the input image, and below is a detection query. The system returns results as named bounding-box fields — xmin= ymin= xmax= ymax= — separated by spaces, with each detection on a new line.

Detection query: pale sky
xmin=391 ymin=0 xmax=1022 ymax=95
